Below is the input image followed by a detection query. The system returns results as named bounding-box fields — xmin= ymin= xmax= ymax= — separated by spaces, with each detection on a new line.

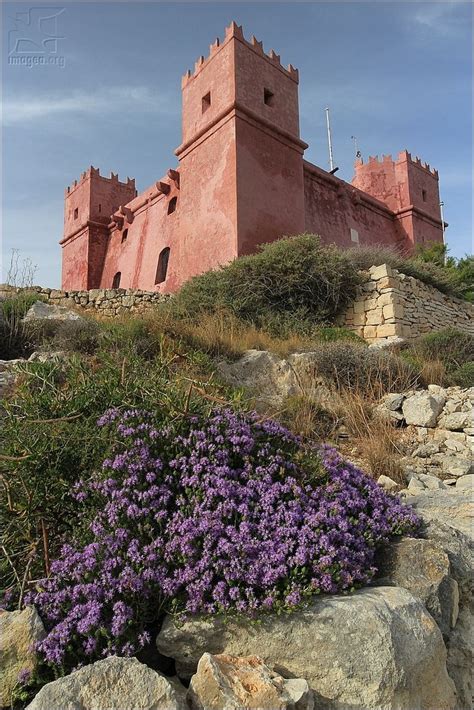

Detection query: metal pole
xmin=439 ymin=201 xmax=447 ymax=264
xmin=351 ymin=135 xmax=359 ymax=160
xmin=325 ymin=107 xmax=334 ymax=172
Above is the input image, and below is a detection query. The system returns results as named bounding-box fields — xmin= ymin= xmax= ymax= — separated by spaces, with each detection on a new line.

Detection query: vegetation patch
xmin=27 ymin=408 xmax=419 ymax=673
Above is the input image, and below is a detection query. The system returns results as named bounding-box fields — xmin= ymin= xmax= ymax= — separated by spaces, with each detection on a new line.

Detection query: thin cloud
xmin=3 ymin=86 xmax=174 ymax=126
xmin=410 ymin=1 xmax=469 ymax=37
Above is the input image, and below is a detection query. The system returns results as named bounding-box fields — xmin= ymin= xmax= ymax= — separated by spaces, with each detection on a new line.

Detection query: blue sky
xmin=2 ymin=1 xmax=472 ymax=286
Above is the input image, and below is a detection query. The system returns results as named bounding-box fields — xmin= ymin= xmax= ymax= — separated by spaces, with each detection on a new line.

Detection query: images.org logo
xmin=7 ymin=7 xmax=66 ymax=68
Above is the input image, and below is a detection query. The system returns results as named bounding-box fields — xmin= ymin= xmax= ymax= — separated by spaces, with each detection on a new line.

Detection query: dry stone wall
xmin=0 ymin=285 xmax=167 ymax=317
xmin=341 ymin=264 xmax=474 ymax=343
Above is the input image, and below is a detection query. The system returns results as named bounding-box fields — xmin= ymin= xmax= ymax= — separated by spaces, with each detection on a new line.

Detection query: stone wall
xmin=0 ymin=285 xmax=167 ymax=317
xmin=341 ymin=264 xmax=474 ymax=343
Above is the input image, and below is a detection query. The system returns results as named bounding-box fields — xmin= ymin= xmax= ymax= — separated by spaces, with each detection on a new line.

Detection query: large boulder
xmin=0 ymin=606 xmax=45 ymax=708
xmin=376 ymin=537 xmax=459 ymax=637
xmin=188 ymin=653 xmax=313 ymax=710
xmin=23 ymin=301 xmax=83 ymax=322
xmin=26 ymin=656 xmax=186 ymax=710
xmin=407 ymin=489 xmax=474 ymax=540
xmin=414 ymin=518 xmax=473 ymax=710
xmin=217 ymin=350 xmax=299 ymax=405
xmin=157 ymin=586 xmax=456 ymax=710
xmin=402 ymin=391 xmax=446 ymax=427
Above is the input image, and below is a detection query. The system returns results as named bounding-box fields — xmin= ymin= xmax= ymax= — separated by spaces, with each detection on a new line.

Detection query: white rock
xmin=403 ymin=391 xmax=446 ymax=428
xmin=456 ymin=474 xmax=473 ymax=491
xmin=26 ymin=656 xmax=185 ymax=710
xmin=377 ymin=474 xmax=401 ymax=492
xmin=23 ymin=301 xmax=83 ymax=322
xmin=157 ymin=587 xmax=456 ymax=710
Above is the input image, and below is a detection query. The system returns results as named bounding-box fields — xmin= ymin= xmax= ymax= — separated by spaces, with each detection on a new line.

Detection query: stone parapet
xmin=340 ymin=264 xmax=474 ymax=343
xmin=0 ymin=285 xmax=168 ymax=317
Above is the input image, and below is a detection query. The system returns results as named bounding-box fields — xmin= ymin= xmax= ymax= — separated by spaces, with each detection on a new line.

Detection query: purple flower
xmin=30 ymin=407 xmax=420 ymax=671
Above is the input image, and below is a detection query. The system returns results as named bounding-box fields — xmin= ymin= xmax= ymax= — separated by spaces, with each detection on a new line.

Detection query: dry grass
xmin=146 ymin=308 xmax=318 ymax=359
xmin=419 ymin=359 xmax=447 ymax=387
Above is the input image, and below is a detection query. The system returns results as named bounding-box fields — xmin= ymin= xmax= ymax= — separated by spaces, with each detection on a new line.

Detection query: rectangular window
xmin=422 ymin=189 xmax=427 ymax=202
xmin=350 ymin=228 xmax=359 ymax=244
xmin=264 ymin=88 xmax=274 ymax=106
xmin=202 ymin=92 xmax=211 ymax=113
xmin=73 ymin=208 xmax=78 ymax=219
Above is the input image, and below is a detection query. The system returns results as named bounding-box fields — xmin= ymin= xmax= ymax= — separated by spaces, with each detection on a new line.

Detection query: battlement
xmin=181 ymin=20 xmax=299 ymax=89
xmin=397 ymin=150 xmax=438 ymax=177
xmin=357 ymin=152 xmax=438 ymax=178
xmin=65 ymin=166 xmax=136 ymax=196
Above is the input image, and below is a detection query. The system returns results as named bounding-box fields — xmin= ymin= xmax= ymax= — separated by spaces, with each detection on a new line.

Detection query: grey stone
xmin=377 ymin=474 xmax=401 ymax=492
xmin=188 ymin=653 xmax=313 ymax=710
xmin=157 ymin=587 xmax=456 ymax=710
xmin=0 ymin=607 xmax=45 ymax=708
xmin=217 ymin=350 xmax=299 ymax=405
xmin=23 ymin=301 xmax=83 ymax=322
xmin=26 ymin=656 xmax=185 ymax=710
xmin=441 ymin=412 xmax=473 ymax=432
xmin=442 ymin=457 xmax=473 ymax=478
xmin=402 ymin=391 xmax=446 ymax=427
xmin=456 ymin=474 xmax=473 ymax=491
xmin=376 ymin=537 xmax=459 ymax=637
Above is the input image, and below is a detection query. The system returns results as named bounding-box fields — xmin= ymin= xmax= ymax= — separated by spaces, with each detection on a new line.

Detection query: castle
xmin=61 ymin=22 xmax=444 ymax=293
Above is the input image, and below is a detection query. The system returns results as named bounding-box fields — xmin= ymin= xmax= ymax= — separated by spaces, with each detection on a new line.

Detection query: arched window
xmin=112 ymin=272 xmax=121 ymax=289
xmin=155 ymin=247 xmax=170 ymax=285
xmin=167 ymin=196 xmax=177 ymax=215
xmin=121 ymin=228 xmax=128 ymax=243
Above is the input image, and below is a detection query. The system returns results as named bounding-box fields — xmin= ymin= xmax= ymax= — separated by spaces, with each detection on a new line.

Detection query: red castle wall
xmin=61 ymin=22 xmax=444 ymax=293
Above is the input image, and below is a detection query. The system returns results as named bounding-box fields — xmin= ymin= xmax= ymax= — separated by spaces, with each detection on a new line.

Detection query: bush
xmin=0 ymin=326 xmax=234 ymax=602
xmin=28 ymin=407 xmax=420 ymax=672
xmin=300 ymin=342 xmax=418 ymax=396
xmin=25 ymin=318 xmax=102 ymax=356
xmin=408 ymin=329 xmax=473 ymax=370
xmin=451 ymin=362 xmax=474 ymax=388
xmin=0 ymin=293 xmax=42 ymax=359
xmin=344 ymin=245 xmax=466 ymax=298
xmin=168 ymin=235 xmax=362 ymax=336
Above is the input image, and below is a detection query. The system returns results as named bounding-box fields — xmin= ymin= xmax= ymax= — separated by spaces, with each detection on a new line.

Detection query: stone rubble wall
xmin=341 ymin=264 xmax=474 ymax=343
xmin=0 ymin=285 xmax=168 ymax=317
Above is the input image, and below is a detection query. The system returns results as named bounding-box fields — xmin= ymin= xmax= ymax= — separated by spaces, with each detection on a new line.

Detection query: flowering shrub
xmin=28 ymin=407 xmax=420 ymax=671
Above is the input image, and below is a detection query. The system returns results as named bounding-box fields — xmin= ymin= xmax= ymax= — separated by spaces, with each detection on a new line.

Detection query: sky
xmin=1 ymin=0 xmax=473 ymax=287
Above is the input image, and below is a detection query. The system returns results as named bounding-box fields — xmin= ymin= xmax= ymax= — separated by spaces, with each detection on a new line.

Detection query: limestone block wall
xmin=0 ymin=285 xmax=167 ymax=317
xmin=341 ymin=264 xmax=474 ymax=343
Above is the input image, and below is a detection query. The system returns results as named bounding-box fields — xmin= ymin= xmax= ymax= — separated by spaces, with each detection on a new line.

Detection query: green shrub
xmin=407 ymin=329 xmax=474 ymax=371
xmin=0 ymin=325 xmax=236 ymax=603
xmin=0 ymin=293 xmax=42 ymax=359
xmin=451 ymin=362 xmax=474 ymax=388
xmin=303 ymin=341 xmax=418 ymax=396
xmin=345 ymin=242 xmax=474 ymax=301
xmin=168 ymin=235 xmax=362 ymax=336
xmin=25 ymin=318 xmax=102 ymax=356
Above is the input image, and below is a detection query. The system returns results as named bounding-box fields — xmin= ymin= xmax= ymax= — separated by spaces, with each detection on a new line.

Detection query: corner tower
xmin=352 ymin=151 xmax=443 ymax=250
xmin=61 ymin=168 xmax=136 ymax=289
xmin=174 ymin=21 xmax=307 ymax=283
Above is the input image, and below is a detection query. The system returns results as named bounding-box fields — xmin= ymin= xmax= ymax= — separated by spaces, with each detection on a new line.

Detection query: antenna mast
xmin=325 ymin=107 xmax=335 ymax=172
xmin=351 ymin=135 xmax=362 ymax=160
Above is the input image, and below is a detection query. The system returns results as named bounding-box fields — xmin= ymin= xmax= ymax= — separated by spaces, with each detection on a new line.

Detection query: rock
xmin=412 ymin=442 xmax=441 ymax=458
xmin=28 ymin=350 xmax=65 ymax=363
xmin=188 ymin=653 xmax=313 ymax=710
xmin=446 ymin=606 xmax=473 ymax=710
xmin=420 ymin=520 xmax=473 ymax=710
xmin=0 ymin=606 xmax=45 ymax=708
xmin=23 ymin=301 xmax=83 ymax=322
xmin=376 ymin=537 xmax=459 ymax=637
xmin=26 ymin=656 xmax=185 ymax=710
xmin=217 ymin=350 xmax=298 ymax=405
xmin=408 ymin=472 xmax=447 ymax=492
xmin=440 ymin=412 xmax=473 ymax=432
xmin=157 ymin=586 xmax=456 ymax=710
xmin=442 ymin=457 xmax=473 ymax=478
xmin=377 ymin=474 xmax=401 ymax=492
xmin=382 ymin=392 xmax=405 ymax=411
xmin=402 ymin=391 xmax=446 ymax=428
xmin=456 ymin=474 xmax=473 ymax=491
xmin=408 ymin=490 xmax=474 ymax=540
xmin=368 ymin=336 xmax=406 ymax=349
